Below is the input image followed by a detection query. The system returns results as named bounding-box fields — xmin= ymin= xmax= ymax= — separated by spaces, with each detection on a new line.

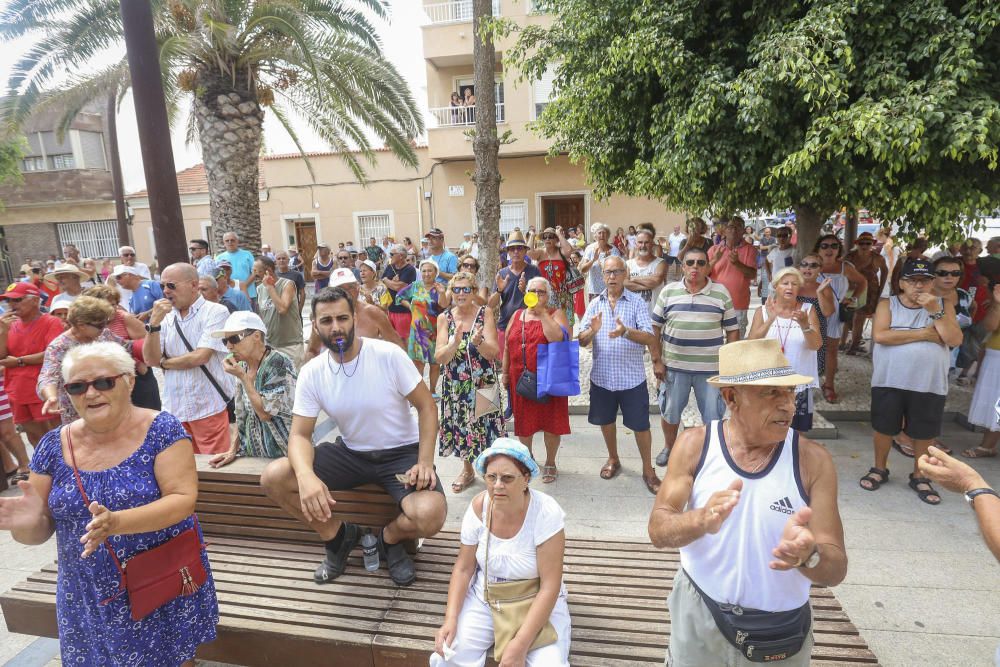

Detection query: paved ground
xmin=2 ymin=415 xmax=998 ymax=666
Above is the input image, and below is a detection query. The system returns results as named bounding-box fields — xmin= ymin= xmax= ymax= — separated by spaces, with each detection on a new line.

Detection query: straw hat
xmin=505 ymin=229 xmax=528 ymax=248
xmin=707 ymin=339 xmax=814 ymax=387
xmin=45 ymin=264 xmax=90 ymax=281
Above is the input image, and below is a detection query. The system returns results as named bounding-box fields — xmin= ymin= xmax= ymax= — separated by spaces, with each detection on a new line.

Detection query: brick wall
xmin=3 ymin=222 xmax=60 ymax=270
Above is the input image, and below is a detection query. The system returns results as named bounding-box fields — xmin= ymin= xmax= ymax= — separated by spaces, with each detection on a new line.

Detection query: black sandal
xmin=908 ymin=474 xmax=941 ymax=506
xmin=892 ymin=440 xmax=915 ymax=458
xmin=859 ymin=467 xmax=889 ymax=491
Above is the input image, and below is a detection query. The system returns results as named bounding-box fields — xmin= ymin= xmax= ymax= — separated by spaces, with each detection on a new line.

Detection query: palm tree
xmin=0 ymin=0 xmax=424 ymax=250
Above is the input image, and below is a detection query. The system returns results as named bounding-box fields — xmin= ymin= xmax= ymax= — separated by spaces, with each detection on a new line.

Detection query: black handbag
xmin=686 ymin=570 xmax=810 ymax=663
xmin=514 ymin=311 xmax=548 ymax=404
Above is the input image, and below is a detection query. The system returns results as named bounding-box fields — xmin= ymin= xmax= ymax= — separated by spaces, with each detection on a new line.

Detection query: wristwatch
xmin=929 ymin=309 xmax=945 ymax=321
xmin=145 ymin=323 xmax=161 ymax=333
xmin=798 ymin=547 xmax=821 ymax=569
xmin=965 ymin=488 xmax=999 ymax=507
xmin=15 ymin=357 xmax=23 ymax=367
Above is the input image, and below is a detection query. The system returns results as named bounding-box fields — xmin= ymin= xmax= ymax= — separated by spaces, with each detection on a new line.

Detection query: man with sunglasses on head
xmin=189 ymin=239 xmax=219 ymax=278
xmin=651 ymin=246 xmax=740 ymax=468
xmin=112 ymin=264 xmax=163 ymax=321
xmin=143 ymin=263 xmax=235 ymax=455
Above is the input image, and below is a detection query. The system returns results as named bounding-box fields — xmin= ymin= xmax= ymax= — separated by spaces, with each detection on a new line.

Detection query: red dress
xmin=506 ymin=309 xmax=570 ymax=437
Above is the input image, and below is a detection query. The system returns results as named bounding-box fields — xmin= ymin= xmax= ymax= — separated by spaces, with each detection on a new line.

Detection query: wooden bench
xmin=1 ymin=458 xmax=880 ymax=666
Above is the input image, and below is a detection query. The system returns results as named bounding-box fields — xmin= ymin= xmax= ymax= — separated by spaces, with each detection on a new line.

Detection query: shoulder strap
xmin=173 ymin=317 xmax=231 ymax=403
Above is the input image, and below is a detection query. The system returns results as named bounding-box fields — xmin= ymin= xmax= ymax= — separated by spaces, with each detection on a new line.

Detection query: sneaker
xmin=655 ymin=447 xmax=671 ymax=467
xmin=378 ymin=530 xmax=416 ymax=586
xmin=313 ymin=522 xmax=361 ymax=584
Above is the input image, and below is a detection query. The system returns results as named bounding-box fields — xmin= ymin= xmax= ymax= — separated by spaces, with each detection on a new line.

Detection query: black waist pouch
xmin=686 ymin=570 xmax=811 ymax=663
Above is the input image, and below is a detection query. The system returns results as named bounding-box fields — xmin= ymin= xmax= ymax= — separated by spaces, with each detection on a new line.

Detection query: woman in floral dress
xmin=396 ymin=259 xmax=444 ymax=394
xmin=435 ymin=271 xmax=505 ymax=493
xmin=528 ymin=226 xmax=578 ymax=326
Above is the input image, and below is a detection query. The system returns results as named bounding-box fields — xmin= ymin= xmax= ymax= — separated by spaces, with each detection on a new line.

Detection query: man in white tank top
xmin=648 ymin=339 xmax=847 ymax=666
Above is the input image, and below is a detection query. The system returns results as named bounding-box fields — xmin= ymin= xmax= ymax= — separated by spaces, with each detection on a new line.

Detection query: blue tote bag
xmin=536 ymin=327 xmax=581 ymax=398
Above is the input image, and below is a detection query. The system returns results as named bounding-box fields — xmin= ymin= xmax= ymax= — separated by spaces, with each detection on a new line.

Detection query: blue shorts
xmin=588 ymin=381 xmax=650 ymax=432
xmin=658 ymin=369 xmax=726 ymax=425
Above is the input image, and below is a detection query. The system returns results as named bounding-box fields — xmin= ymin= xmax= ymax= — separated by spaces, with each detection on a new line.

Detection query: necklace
xmin=724 ymin=421 xmax=779 ymax=474
xmin=328 ymin=340 xmax=363 ymax=378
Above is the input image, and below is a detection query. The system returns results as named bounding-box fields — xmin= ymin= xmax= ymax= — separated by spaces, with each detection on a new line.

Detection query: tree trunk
xmin=472 ymin=0 xmax=501 ymax=290
xmin=193 ymin=72 xmax=265 ymax=252
xmin=793 ymin=203 xmax=824 ymax=261
xmin=106 ymin=92 xmax=131 ymax=247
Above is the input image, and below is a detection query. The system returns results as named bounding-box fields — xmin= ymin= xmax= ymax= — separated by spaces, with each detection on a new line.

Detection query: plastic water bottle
xmin=361 ymin=531 xmax=379 ymax=572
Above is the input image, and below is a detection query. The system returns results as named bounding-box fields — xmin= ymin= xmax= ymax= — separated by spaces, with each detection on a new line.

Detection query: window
xmin=532 ymin=64 xmax=558 ymax=119
xmin=21 ymin=156 xmax=45 ymax=172
xmin=57 ymin=220 xmax=120 ymax=258
xmin=354 ymin=212 xmax=392 ymax=247
xmin=49 ymin=154 xmax=76 ymax=170
xmin=474 ymin=200 xmax=528 ymax=238
xmin=78 ymin=131 xmax=107 ymax=169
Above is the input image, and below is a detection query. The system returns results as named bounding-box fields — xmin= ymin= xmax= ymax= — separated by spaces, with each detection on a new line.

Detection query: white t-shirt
xmin=767 ymin=246 xmax=796 ymax=271
xmin=293 ymin=338 xmax=422 ymax=451
xmin=668 ymin=232 xmax=687 ymax=257
xmin=460 ymin=489 xmax=567 ymax=601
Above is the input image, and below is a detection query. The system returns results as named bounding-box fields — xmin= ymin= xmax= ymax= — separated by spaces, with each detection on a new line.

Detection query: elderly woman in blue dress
xmin=0 ymin=341 xmax=218 ymax=666
xmin=432 ymin=439 xmax=572 ymax=666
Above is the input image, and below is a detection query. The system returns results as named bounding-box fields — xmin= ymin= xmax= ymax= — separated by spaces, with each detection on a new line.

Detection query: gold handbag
xmin=463 ymin=315 xmax=501 ymax=420
xmin=483 ymin=502 xmax=558 ymax=661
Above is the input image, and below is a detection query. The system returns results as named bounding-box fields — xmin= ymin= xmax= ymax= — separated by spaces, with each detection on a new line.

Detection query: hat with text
xmin=504 ymin=229 xmax=529 ymax=248
xmin=329 ymin=267 xmax=358 ymax=288
xmin=900 ymin=257 xmax=934 ymax=279
xmin=210 ymin=311 xmax=267 ymax=339
xmin=112 ymin=264 xmax=143 ymax=278
xmin=424 ymin=227 xmax=445 ymax=238
xmin=0 ymin=282 xmax=41 ymax=299
xmin=707 ymin=339 xmax=814 ymax=387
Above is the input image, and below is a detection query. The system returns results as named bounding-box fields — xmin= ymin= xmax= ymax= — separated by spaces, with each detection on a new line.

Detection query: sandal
xmin=961 ymin=446 xmax=998 ymax=459
xmin=892 ymin=440 xmax=915 ymax=458
xmin=859 ymin=467 xmax=889 ymax=491
xmin=600 ymin=460 xmax=621 ymax=480
xmin=450 ymin=471 xmax=475 ymax=494
xmin=908 ymin=474 xmax=941 ymax=505
xmin=542 ymin=465 xmax=558 ymax=484
xmin=822 ymin=385 xmax=839 ymax=404
xmin=8 ymin=470 xmax=29 ymax=484
xmin=643 ymin=472 xmax=661 ymax=495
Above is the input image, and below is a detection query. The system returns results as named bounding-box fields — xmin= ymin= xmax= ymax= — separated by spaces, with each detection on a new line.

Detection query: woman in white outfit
xmin=432 ymin=439 xmax=571 ymax=667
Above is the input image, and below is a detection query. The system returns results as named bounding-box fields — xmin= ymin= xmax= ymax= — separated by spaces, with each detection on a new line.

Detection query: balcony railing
xmin=425 ymin=0 xmax=500 ymax=25
xmin=428 ymin=104 xmax=506 ymax=128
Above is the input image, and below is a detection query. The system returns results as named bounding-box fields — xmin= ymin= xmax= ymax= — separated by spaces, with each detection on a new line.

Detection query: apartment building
xmin=0 ymin=102 xmax=119 ymax=279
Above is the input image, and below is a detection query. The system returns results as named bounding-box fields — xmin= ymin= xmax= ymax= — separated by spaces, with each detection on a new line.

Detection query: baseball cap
xmin=329 ymin=267 xmax=358 ymax=287
xmin=216 ymin=259 xmax=232 ymax=269
xmin=210 ymin=311 xmax=267 ymax=339
xmin=317 ymin=242 xmax=330 ymax=249
xmin=900 ymin=257 xmax=934 ymax=279
xmin=361 ymin=259 xmax=378 ymax=273
xmin=0 ymin=282 xmax=41 ymax=299
xmin=425 ymin=228 xmax=444 ymax=238
xmin=112 ymin=264 xmax=143 ymax=278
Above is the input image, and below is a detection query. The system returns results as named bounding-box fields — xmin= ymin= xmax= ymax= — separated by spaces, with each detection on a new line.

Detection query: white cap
xmin=112 ymin=264 xmax=143 ymax=278
xmin=210 ymin=311 xmax=267 ymax=339
xmin=49 ymin=293 xmax=75 ymax=312
xmin=361 ymin=259 xmax=377 ymax=273
xmin=329 ymin=267 xmax=358 ymax=288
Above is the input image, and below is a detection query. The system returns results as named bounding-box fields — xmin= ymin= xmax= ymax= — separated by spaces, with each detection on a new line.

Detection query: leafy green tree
xmin=510 ymin=0 xmax=1000 ymax=250
xmin=1 ymin=0 xmax=424 ymax=250
xmin=0 ymin=133 xmax=24 ymax=212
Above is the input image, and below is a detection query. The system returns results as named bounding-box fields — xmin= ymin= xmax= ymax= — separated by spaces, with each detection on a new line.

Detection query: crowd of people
xmin=0 ymin=219 xmax=997 ymax=667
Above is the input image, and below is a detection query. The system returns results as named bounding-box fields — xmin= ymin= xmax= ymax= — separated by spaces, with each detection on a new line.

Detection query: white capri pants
xmin=429 ymin=588 xmax=572 ymax=667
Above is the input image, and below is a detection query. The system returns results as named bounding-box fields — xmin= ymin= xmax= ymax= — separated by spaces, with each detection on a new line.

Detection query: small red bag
xmin=66 ymin=427 xmax=207 ymax=621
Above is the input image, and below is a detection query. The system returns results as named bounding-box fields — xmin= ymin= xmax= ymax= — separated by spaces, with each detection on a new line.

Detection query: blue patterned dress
xmin=29 ymin=412 xmax=219 ymax=666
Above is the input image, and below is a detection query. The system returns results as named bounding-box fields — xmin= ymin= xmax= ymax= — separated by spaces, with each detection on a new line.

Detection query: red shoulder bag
xmin=66 ymin=427 xmax=208 ymax=621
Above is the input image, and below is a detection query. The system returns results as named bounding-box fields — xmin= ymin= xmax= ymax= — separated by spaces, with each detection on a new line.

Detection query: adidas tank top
xmin=680 ymin=420 xmax=812 ymax=612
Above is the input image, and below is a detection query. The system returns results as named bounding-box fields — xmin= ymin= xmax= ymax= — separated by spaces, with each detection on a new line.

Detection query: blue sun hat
xmin=474 ymin=438 xmax=540 ymax=481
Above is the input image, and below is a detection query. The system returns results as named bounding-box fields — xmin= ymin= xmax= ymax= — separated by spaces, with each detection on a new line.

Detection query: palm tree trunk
xmin=472 ymin=0 xmax=501 ymax=289
xmin=194 ymin=73 xmax=265 ymax=252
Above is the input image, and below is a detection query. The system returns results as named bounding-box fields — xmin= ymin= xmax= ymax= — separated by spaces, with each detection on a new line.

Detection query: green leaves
xmin=510 ymin=0 xmax=1000 ymax=241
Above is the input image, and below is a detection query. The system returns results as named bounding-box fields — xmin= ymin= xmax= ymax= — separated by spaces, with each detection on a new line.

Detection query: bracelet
xmin=801 ymin=327 xmax=813 ymax=333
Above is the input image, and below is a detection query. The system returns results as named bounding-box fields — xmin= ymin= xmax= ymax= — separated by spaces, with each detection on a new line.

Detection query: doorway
xmin=293 ymin=220 xmax=317 ymax=281
xmin=541 ymin=195 xmax=585 ymax=235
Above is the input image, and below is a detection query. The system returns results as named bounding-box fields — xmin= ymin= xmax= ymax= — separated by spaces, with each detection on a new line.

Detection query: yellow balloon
xmin=524 ymin=292 xmax=539 ymax=308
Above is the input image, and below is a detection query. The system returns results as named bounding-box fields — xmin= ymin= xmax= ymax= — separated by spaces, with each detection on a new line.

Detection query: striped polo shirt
xmin=651 ymin=278 xmax=738 ymax=373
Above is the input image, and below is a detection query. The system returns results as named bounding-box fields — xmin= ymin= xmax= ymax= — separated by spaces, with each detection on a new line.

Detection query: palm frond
xmin=31 ymin=59 xmax=130 ymax=138
xmin=268 ymin=100 xmax=316 ymax=182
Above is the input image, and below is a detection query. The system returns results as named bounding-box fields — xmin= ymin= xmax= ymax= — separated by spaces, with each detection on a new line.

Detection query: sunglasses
xmin=160 ymin=282 xmax=178 ymax=291
xmin=935 ymin=270 xmax=962 ymax=277
xmin=819 ymin=243 xmax=840 ymax=249
xmin=222 ymin=330 xmax=255 ymax=346
xmin=856 ymin=241 xmax=873 ymax=246
xmin=65 ymin=374 xmax=125 ymax=396
xmin=461 ymin=263 xmax=477 ymax=269
xmin=6 ymin=297 xmax=24 ymax=304
xmin=684 ymin=259 xmax=708 ymax=267
xmin=337 ymin=256 xmax=351 ymax=261
xmin=542 ymin=235 xmax=556 ymax=240
xmin=451 ymin=286 xmax=473 ymax=294
xmin=189 ymin=247 xmax=205 ymax=252
xmin=800 ymin=261 xmax=821 ymax=269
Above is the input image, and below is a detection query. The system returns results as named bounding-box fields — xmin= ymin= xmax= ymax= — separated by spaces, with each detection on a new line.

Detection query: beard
xmin=320 ymin=325 xmax=356 ymax=355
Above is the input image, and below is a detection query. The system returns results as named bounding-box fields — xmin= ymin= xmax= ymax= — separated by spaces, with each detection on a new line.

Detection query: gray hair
xmin=602 ymin=254 xmax=626 ymax=271
xmin=390 ymin=244 xmax=407 ymax=255
xmin=591 ymin=222 xmax=611 ymax=236
xmin=525 ymin=276 xmax=552 ymax=295
xmin=118 ymin=245 xmax=135 ymax=255
xmin=62 ymin=341 xmax=136 ymax=383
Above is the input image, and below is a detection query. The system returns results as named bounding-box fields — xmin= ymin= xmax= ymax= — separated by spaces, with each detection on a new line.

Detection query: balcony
xmin=424 ymin=0 xmax=500 ymax=25
xmin=427 ymin=103 xmax=506 ymax=128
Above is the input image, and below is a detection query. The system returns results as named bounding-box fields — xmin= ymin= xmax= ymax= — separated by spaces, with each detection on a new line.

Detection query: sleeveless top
xmin=680 ymin=421 xmax=811 ymax=612
xmin=761 ymin=302 xmax=819 ymax=389
xmin=314 ymin=258 xmax=335 ymax=289
xmin=819 ymin=261 xmax=851 ymax=337
xmin=257 ymin=277 xmax=304 ymax=347
xmin=626 ymin=256 xmax=665 ymax=311
xmin=871 ymin=295 xmax=949 ymax=395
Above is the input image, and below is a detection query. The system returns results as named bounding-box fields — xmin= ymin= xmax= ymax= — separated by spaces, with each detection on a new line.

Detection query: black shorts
xmin=588 ymin=381 xmax=650 ymax=432
xmin=312 ymin=438 xmax=444 ymax=506
xmin=871 ymin=387 xmax=946 ymax=440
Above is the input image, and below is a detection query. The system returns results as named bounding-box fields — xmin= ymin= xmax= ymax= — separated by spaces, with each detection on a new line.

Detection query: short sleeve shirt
xmin=652 ymin=279 xmax=738 ymax=373
xmin=582 ymin=245 xmax=623 ymax=294
xmin=580 ymin=290 xmax=652 ymax=390
xmin=129 ymin=280 xmax=163 ymax=314
xmin=430 ymin=251 xmax=459 ymax=283
xmin=382 ymin=263 xmax=418 ymax=314
xmin=5 ymin=314 xmax=65 ymax=403
xmin=497 ymin=263 xmax=542 ymax=330
xmin=708 ymin=243 xmax=758 ymax=310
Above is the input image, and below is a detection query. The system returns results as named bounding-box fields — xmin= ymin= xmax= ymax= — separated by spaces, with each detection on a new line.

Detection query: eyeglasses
xmin=189 ymin=247 xmax=205 ymax=253
xmin=451 ymin=286 xmax=473 ymax=294
xmin=160 ymin=282 xmax=177 ymax=291
xmin=542 ymin=235 xmax=556 ymax=241
xmin=526 ymin=288 xmax=547 ymax=295
xmin=935 ymin=270 xmax=962 ymax=277
xmin=684 ymin=259 xmax=708 ymax=267
xmin=222 ymin=330 xmax=256 ymax=346
xmin=337 ymin=255 xmax=351 ymax=261
xmin=603 ymin=269 xmax=625 ymax=276
xmin=819 ymin=243 xmax=839 ymax=249
xmin=484 ymin=473 xmax=520 ymax=486
xmin=120 ymin=252 xmax=135 ymax=257
xmin=461 ymin=263 xmax=477 ymax=269
xmin=6 ymin=297 xmax=24 ymax=304
xmin=65 ymin=374 xmax=125 ymax=396
xmin=800 ymin=261 xmax=821 ymax=268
